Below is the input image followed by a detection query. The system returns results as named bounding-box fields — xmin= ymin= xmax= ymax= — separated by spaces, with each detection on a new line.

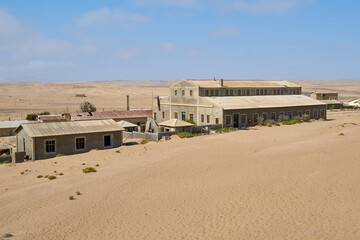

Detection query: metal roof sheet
xmin=185 ymin=79 xmax=300 ymax=88
xmin=70 ymin=110 xmax=152 ymax=121
xmin=159 ymin=119 xmax=194 ymax=127
xmin=16 ymin=119 xmax=124 ymax=138
xmin=203 ymin=95 xmax=326 ymax=110
xmin=0 ymin=120 xmax=28 ymax=129
xmin=117 ymin=120 xmax=138 ymax=128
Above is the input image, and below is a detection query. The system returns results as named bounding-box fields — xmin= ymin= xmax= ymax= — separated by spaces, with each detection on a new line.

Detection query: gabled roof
xmin=203 ymin=95 xmax=325 ymax=110
xmin=70 ymin=110 xmax=152 ymax=121
xmin=0 ymin=120 xmax=28 ymax=129
xmin=15 ymin=119 xmax=124 ymax=138
xmin=117 ymin=120 xmax=138 ymax=128
xmin=177 ymin=79 xmax=300 ymax=88
xmin=158 ymin=119 xmax=194 ymax=128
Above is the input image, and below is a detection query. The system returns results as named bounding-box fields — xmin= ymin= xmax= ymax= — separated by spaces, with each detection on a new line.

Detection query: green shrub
xmin=83 ymin=167 xmax=96 ymax=173
xmin=59 ymin=173 xmax=64 ymax=176
xmin=56 ymin=154 xmax=64 ymax=157
xmin=69 ymin=195 xmax=74 ymax=200
xmin=26 ymin=113 xmax=38 ymax=121
xmin=185 ymin=119 xmax=196 ymax=125
xmin=265 ymin=119 xmax=276 ymax=125
xmin=267 ymin=123 xmax=273 ymax=127
xmin=76 ymin=191 xmax=81 ymax=196
xmin=140 ymin=139 xmax=149 ymax=144
xmin=278 ymin=115 xmax=290 ymax=122
xmin=47 ymin=175 xmax=57 ymax=180
xmin=216 ymin=127 xmax=237 ymax=133
xmin=82 ymin=163 xmax=85 ymax=165
xmin=282 ymin=120 xmax=301 ymax=125
xmin=115 ymin=150 xmax=120 ymax=153
xmin=95 ymin=164 xmax=99 ymax=167
xmin=20 ymin=171 xmax=24 ymax=175
xmin=339 ymin=133 xmax=344 ymax=136
xmin=177 ymin=132 xmax=194 ymax=138
xmin=37 ymin=175 xmax=43 ymax=178
xmin=274 ymin=123 xmax=280 ymax=126
xmin=301 ymin=114 xmax=310 ymax=122
xmin=257 ymin=116 xmax=265 ymax=125
xmin=0 ymin=160 xmax=10 ymax=165
xmin=291 ymin=116 xmax=301 ymax=121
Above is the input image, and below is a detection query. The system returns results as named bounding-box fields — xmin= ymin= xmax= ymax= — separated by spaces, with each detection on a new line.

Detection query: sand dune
xmin=1 ymin=111 xmax=359 ymax=239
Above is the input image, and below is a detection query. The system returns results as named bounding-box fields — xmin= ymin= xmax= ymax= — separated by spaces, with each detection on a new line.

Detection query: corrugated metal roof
xmin=0 ymin=120 xmax=28 ymax=129
xmin=185 ymin=79 xmax=300 ymax=88
xmin=70 ymin=110 xmax=152 ymax=121
xmin=117 ymin=120 xmax=138 ymax=128
xmin=203 ymin=95 xmax=326 ymax=110
xmin=159 ymin=119 xmax=194 ymax=127
xmin=320 ymin=100 xmax=342 ymax=104
xmin=16 ymin=119 xmax=124 ymax=138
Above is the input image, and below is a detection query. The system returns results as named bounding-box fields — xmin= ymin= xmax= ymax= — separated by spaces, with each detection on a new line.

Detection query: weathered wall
xmin=33 ymin=131 xmax=123 ymax=160
xmin=199 ymin=87 xmax=301 ymax=97
xmin=0 ymin=127 xmax=16 ymax=137
xmin=16 ymin=129 xmax=34 ymax=159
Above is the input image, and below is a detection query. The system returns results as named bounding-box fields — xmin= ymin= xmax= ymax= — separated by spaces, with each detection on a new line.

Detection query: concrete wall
xmin=0 ymin=127 xmax=16 ymax=137
xmin=16 ymin=129 xmax=34 ymax=159
xmin=114 ymin=117 xmax=148 ymax=125
xmin=27 ymin=131 xmax=123 ymax=160
xmin=123 ymin=131 xmax=177 ymax=141
xmin=223 ymin=105 xmax=327 ymax=127
xmin=311 ymin=92 xmax=338 ymax=100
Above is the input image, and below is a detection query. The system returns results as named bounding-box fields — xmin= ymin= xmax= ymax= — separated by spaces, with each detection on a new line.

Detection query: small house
xmin=0 ymin=120 xmax=28 ymax=137
xmin=158 ymin=119 xmax=194 ymax=133
xmin=117 ymin=120 xmax=138 ymax=132
xmin=14 ymin=119 xmax=124 ymax=160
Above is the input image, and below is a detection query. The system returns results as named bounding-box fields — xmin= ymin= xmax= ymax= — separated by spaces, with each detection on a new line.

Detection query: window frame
xmin=44 ymin=139 xmax=56 ymax=154
xmin=103 ymin=134 xmax=113 ymax=148
xmin=75 ymin=136 xmax=86 ymax=151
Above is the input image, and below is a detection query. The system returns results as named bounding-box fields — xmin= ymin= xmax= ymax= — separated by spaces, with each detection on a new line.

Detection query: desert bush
xmin=291 ymin=116 xmax=301 ymax=121
xmin=83 ymin=167 xmax=96 ymax=173
xmin=301 ymin=114 xmax=310 ymax=122
xmin=265 ymin=119 xmax=276 ymax=125
xmin=0 ymin=160 xmax=10 ymax=164
xmin=80 ymin=101 xmax=96 ymax=112
xmin=82 ymin=163 xmax=85 ymax=165
xmin=69 ymin=195 xmax=74 ymax=200
xmin=339 ymin=133 xmax=344 ymax=136
xmin=278 ymin=115 xmax=290 ymax=122
xmin=95 ymin=164 xmax=99 ymax=167
xmin=56 ymin=154 xmax=64 ymax=157
xmin=216 ymin=127 xmax=237 ymax=133
xmin=282 ymin=119 xmax=301 ymax=125
xmin=257 ymin=116 xmax=265 ymax=125
xmin=274 ymin=123 xmax=280 ymax=126
xmin=177 ymin=132 xmax=194 ymax=138
xmin=59 ymin=173 xmax=64 ymax=176
xmin=37 ymin=175 xmax=43 ymax=178
xmin=115 ymin=150 xmax=120 ymax=153
xmin=47 ymin=175 xmax=56 ymax=180
xmin=20 ymin=171 xmax=24 ymax=175
xmin=318 ymin=118 xmax=325 ymax=121
xmin=26 ymin=113 xmax=38 ymax=121
xmin=140 ymin=139 xmax=149 ymax=144
xmin=267 ymin=123 xmax=273 ymax=127
xmin=76 ymin=191 xmax=81 ymax=195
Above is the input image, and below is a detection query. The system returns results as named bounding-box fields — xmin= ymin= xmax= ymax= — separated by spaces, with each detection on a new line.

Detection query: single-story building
xmin=38 ymin=115 xmax=66 ymax=122
xmin=14 ymin=119 xmax=124 ymax=160
xmin=117 ymin=120 xmax=138 ymax=132
xmin=0 ymin=120 xmax=28 ymax=137
xmin=349 ymin=99 xmax=360 ymax=108
xmin=158 ymin=119 xmax=194 ymax=133
xmin=69 ymin=110 xmax=152 ymax=126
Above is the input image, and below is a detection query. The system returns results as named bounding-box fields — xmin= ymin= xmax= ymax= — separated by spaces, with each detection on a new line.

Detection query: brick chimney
xmin=126 ymin=95 xmax=130 ymax=111
xmin=220 ymin=78 xmax=223 ymax=87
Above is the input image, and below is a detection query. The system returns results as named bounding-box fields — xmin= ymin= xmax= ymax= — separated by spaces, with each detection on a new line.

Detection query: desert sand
xmin=1 ymin=111 xmax=359 ymax=239
xmin=1 ymin=80 xmax=360 ymax=121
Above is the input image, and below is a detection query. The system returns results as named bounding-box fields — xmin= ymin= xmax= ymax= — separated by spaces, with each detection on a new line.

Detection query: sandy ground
xmin=1 ymin=80 xmax=360 ymax=121
xmin=0 ymin=111 xmax=359 ymax=240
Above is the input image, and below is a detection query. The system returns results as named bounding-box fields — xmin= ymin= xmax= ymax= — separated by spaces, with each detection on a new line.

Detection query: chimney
xmin=220 ymin=78 xmax=223 ymax=87
xmin=126 ymin=95 xmax=130 ymax=111
xmin=62 ymin=113 xmax=71 ymax=121
xmin=213 ymin=77 xmax=216 ymax=81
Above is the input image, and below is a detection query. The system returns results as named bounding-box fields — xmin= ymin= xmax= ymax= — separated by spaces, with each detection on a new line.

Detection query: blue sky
xmin=0 ymin=0 xmax=359 ymax=82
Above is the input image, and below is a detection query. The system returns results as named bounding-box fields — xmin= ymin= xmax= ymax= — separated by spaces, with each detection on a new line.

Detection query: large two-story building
xmin=153 ymin=79 xmax=326 ymax=128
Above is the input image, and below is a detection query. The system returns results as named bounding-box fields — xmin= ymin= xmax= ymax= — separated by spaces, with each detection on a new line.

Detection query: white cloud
xmin=212 ymin=26 xmax=240 ymax=38
xmin=76 ymin=7 xmax=149 ymax=26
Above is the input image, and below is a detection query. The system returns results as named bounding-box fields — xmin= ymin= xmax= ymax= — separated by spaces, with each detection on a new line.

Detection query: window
xmin=162 ymin=111 xmax=165 ymax=119
xmin=289 ymin=89 xmax=292 ymax=94
xmin=238 ymin=90 xmax=241 ymax=96
xmin=264 ymin=89 xmax=267 ymax=95
xmin=182 ymin=90 xmax=185 ymax=96
xmin=313 ymin=110 xmax=318 ymax=119
xmin=230 ymin=90 xmax=233 ymax=96
xmin=260 ymin=89 xmax=263 ymax=95
xmin=76 ymin=137 xmax=85 ymax=150
xmin=262 ymin=112 xmax=268 ymax=120
xmin=174 ymin=112 xmax=178 ymax=119
xmin=256 ymin=89 xmax=259 ymax=95
xmin=271 ymin=112 xmax=276 ymax=120
xmin=181 ymin=112 xmax=186 ymax=121
xmin=45 ymin=140 xmax=56 ymax=153
xmin=225 ymin=116 xmax=231 ymax=125
xmin=281 ymin=89 xmax=284 ymax=95
xmin=104 ymin=135 xmax=112 ymax=147
xmin=201 ymin=114 xmax=204 ymax=122
xmin=190 ymin=114 xmax=194 ymax=121
xmin=215 ymin=118 xmax=219 ymax=124
xmin=288 ymin=112 xmax=293 ymax=118
xmin=296 ymin=89 xmax=300 ymax=94
xmin=215 ymin=90 xmax=219 ymax=96
xmin=297 ymin=110 xmax=303 ymax=117
xmin=190 ymin=90 xmax=193 ymax=96
xmin=205 ymin=90 xmax=209 ymax=96
xmin=246 ymin=89 xmax=250 ymax=96
xmin=305 ymin=110 xmax=310 ymax=116
xmin=154 ymin=112 xmax=156 ymax=121
xmin=253 ymin=113 xmax=259 ymax=123
xmin=207 ymin=115 xmax=210 ymax=123
xmin=174 ymin=90 xmax=177 ymax=96
xmin=225 ymin=90 xmax=229 ymax=96
xmin=210 ymin=90 xmax=214 ymax=96
xmin=320 ymin=109 xmax=325 ymax=118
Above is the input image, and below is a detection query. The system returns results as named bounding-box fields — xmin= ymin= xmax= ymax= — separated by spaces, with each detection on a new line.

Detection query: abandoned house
xmin=153 ymin=79 xmax=327 ymax=128
xmin=14 ymin=119 xmax=124 ymax=160
xmin=0 ymin=120 xmax=28 ymax=137
xmin=158 ymin=119 xmax=194 ymax=133
xmin=310 ymin=91 xmax=342 ymax=109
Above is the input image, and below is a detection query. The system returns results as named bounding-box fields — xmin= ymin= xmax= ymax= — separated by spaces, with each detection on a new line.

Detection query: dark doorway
xmin=233 ymin=114 xmax=239 ymax=128
xmin=104 ymin=135 xmax=112 ymax=147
